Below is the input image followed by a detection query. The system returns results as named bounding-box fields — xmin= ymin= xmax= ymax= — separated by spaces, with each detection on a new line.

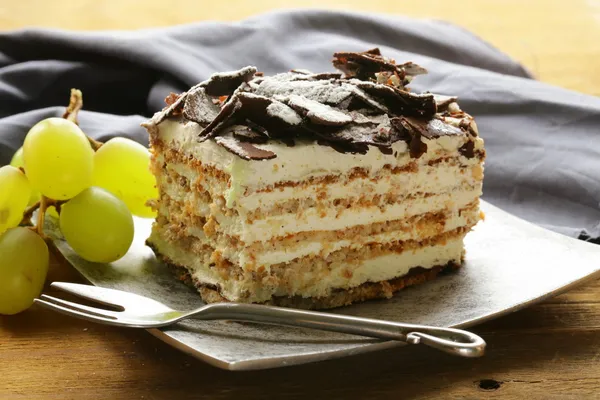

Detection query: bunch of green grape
xmin=0 ymin=116 xmax=157 ymax=315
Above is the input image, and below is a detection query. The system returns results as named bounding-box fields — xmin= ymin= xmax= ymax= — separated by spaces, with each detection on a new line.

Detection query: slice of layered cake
xmin=143 ymin=49 xmax=485 ymax=309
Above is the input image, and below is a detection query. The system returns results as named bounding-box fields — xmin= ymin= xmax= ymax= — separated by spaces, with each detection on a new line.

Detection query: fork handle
xmin=189 ymin=303 xmax=485 ymax=358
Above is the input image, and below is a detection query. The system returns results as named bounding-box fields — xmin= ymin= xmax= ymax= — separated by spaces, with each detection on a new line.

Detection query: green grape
xmin=93 ymin=137 xmax=157 ymax=218
xmin=8 ymin=149 xmax=57 ymax=221
xmin=0 ymin=166 xmax=31 ymax=235
xmin=60 ymin=187 xmax=134 ymax=263
xmin=0 ymin=227 xmax=49 ymax=315
xmin=10 ymin=147 xmax=24 ymax=167
xmin=23 ymin=117 xmax=94 ymax=200
xmin=10 ymin=147 xmax=41 ymax=206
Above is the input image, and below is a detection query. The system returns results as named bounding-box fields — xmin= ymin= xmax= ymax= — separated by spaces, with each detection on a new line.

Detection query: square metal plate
xmin=48 ymin=201 xmax=600 ymax=370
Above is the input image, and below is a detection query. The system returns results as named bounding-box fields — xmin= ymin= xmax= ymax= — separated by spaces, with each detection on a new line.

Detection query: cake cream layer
xmin=158 ymin=179 xmax=480 ymax=243
xmin=157 ymin=119 xmax=484 ymax=205
xmin=148 ymin=225 xmax=467 ymax=303
xmin=158 ymin=153 xmax=483 ymax=213
xmin=155 ymin=199 xmax=480 ymax=268
xmin=152 ymin=123 xmax=483 ymax=244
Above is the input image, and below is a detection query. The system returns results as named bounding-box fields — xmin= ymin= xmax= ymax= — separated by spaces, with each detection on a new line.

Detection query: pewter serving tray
xmin=47 ymin=201 xmax=600 ymax=370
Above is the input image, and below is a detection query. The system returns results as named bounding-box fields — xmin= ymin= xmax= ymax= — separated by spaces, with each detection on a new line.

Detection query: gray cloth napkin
xmin=0 ymin=10 xmax=598 ymax=240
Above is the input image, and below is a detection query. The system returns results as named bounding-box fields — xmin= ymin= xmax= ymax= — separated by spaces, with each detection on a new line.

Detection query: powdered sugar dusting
xmin=209 ymin=66 xmax=257 ymax=81
xmin=256 ymin=75 xmax=353 ymax=105
xmin=266 ymin=102 xmax=302 ymax=125
xmin=183 ymin=87 xmax=220 ymax=125
xmin=286 ymin=94 xmax=353 ymax=126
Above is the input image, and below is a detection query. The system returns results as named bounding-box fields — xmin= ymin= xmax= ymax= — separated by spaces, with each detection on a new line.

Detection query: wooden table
xmin=2 ymin=1 xmax=600 ymax=398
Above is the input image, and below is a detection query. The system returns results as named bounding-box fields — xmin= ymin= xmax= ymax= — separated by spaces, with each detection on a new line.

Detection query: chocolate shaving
xmin=317 ymin=138 xmax=369 ymax=155
xmin=146 ymin=49 xmax=475 ymax=161
xmin=309 ymin=119 xmax=397 ymax=155
xmin=183 ymin=87 xmax=220 ymax=125
xmin=425 ymin=118 xmax=464 ymax=138
xmin=215 ymin=136 xmax=276 ymax=160
xmin=349 ymin=111 xmax=376 ymax=124
xmin=333 ymin=49 xmax=398 ymax=79
xmin=347 ymin=86 xmax=389 ymax=113
xmin=387 ymin=88 xmax=436 ymax=117
xmin=399 ymin=62 xmax=428 ymax=77
xmin=200 ymin=92 xmax=304 ymax=141
xmin=204 ymin=66 xmax=257 ymax=97
xmin=237 ymin=93 xmax=304 ymax=134
xmin=377 ymin=146 xmax=394 ymax=155
xmin=352 ymin=80 xmax=436 ymax=118
xmin=333 ymin=48 xmax=428 ymax=88
xmin=264 ymin=99 xmax=303 ymax=126
xmin=286 ymin=95 xmax=352 ymax=126
xmin=227 ymin=124 xmax=269 ymax=144
xmin=245 ymin=119 xmax=270 ymax=136
xmin=390 ymin=117 xmax=428 ymax=158
xmin=151 ymin=92 xmax=187 ymax=125
xmin=309 ymin=72 xmax=343 ymax=80
xmin=409 ymin=134 xmax=428 ymax=158
xmin=290 ymin=69 xmax=312 ymax=75
xmin=198 ymin=95 xmax=241 ymax=140
xmin=364 ymin=48 xmax=382 ymax=56
xmin=434 ymin=95 xmax=458 ymax=112
xmin=459 ymin=140 xmax=475 ymax=158
xmin=459 ymin=118 xmax=478 ymax=137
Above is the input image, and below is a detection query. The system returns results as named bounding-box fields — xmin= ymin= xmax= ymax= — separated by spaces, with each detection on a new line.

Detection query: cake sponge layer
xmin=147 ymin=224 xmax=469 ymax=303
xmin=154 ymin=246 xmax=461 ymax=310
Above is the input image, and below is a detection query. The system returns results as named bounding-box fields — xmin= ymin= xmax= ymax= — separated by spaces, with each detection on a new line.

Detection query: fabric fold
xmin=0 ymin=9 xmax=598 ymax=240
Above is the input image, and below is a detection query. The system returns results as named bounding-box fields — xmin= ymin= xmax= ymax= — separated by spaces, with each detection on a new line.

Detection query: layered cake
xmin=143 ymin=49 xmax=485 ymax=309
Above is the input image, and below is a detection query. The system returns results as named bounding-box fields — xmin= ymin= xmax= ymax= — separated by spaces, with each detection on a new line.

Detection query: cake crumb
xmin=203 ymin=217 xmax=218 ymax=236
xmin=472 ymin=164 xmax=484 ymax=180
xmin=380 ymin=281 xmax=394 ymax=298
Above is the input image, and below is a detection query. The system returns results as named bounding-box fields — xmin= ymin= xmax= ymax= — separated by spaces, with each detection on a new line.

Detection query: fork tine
xmin=50 ymin=282 xmax=125 ymax=310
xmin=39 ymin=294 xmax=120 ymax=319
xmin=50 ymin=282 xmax=172 ymax=312
xmin=34 ymin=298 xmax=119 ymax=325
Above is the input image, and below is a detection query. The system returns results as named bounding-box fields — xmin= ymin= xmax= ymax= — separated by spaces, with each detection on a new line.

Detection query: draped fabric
xmin=1 ymin=10 xmax=598 ymax=240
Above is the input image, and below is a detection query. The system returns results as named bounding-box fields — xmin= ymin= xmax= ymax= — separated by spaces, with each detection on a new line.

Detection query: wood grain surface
xmin=1 ymin=1 xmax=600 ymax=399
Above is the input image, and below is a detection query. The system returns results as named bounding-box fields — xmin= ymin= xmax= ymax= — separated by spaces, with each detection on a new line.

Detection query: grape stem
xmin=36 ymin=197 xmax=47 ymax=237
xmin=21 ymin=201 xmax=40 ymax=226
xmin=21 ymin=198 xmax=66 ymax=233
xmin=62 ymin=88 xmax=103 ymax=151
xmin=62 ymin=89 xmax=83 ymax=124
xmin=26 ymin=198 xmax=67 ymax=265
xmin=87 ymin=136 xmax=104 ymax=151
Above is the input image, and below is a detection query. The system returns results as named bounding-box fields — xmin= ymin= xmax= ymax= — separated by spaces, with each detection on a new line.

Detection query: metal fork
xmin=35 ymin=282 xmax=486 ymax=358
